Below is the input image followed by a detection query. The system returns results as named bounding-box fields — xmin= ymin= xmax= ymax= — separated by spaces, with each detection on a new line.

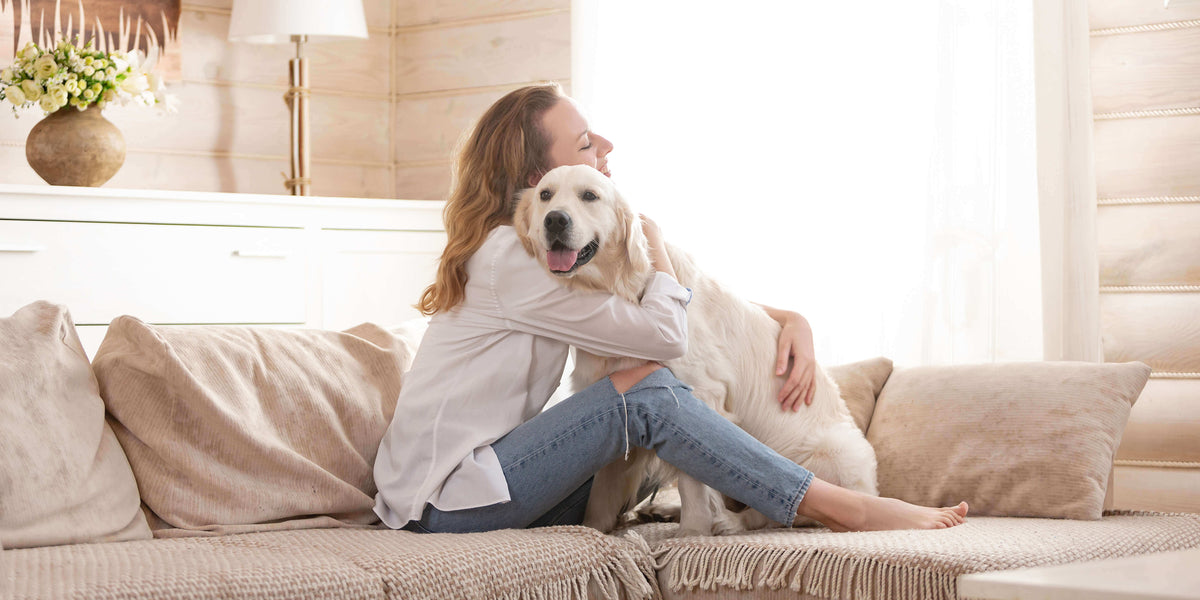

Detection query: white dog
xmin=513 ymin=164 xmax=878 ymax=536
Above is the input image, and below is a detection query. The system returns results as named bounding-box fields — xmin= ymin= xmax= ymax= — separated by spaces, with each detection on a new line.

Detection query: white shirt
xmin=372 ymin=225 xmax=692 ymax=527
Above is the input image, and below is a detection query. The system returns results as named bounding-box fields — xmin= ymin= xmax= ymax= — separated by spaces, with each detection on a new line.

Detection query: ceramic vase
xmin=25 ymin=107 xmax=126 ymax=187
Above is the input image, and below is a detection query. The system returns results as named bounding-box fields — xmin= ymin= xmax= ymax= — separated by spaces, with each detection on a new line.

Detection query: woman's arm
xmin=492 ymin=221 xmax=689 ymax=361
xmin=754 ymin=303 xmax=816 ymax=411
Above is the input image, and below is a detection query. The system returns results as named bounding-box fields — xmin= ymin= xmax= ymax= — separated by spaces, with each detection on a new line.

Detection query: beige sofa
xmin=3 ymin=301 xmax=1199 ymax=600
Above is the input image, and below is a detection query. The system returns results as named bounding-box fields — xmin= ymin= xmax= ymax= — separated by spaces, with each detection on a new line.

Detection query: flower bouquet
xmin=0 ymin=35 xmax=177 ymax=186
xmin=1 ymin=36 xmax=173 ymax=114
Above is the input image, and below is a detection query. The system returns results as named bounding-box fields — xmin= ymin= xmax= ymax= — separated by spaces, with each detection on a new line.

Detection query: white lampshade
xmin=228 ymin=0 xmax=368 ymax=44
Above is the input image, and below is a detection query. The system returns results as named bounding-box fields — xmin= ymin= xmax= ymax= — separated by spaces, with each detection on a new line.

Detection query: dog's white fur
xmin=514 ymin=165 xmax=878 ymax=535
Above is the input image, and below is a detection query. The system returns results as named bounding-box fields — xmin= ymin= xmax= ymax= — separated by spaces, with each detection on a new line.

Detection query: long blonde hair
xmin=418 ymin=83 xmax=565 ymax=316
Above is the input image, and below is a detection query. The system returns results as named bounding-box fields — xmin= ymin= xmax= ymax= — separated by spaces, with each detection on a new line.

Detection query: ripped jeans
xmin=402 ymin=368 xmax=814 ymax=533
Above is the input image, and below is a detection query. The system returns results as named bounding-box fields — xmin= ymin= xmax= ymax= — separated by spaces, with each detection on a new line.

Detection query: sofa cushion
xmin=6 ymin=525 xmax=659 ymax=600
xmin=825 ymin=356 xmax=892 ymax=434
xmin=0 ymin=301 xmax=151 ymax=549
xmin=866 ymin=361 xmax=1151 ymax=519
xmin=91 ymin=317 xmax=417 ymax=532
xmin=632 ymin=511 xmax=1200 ymax=600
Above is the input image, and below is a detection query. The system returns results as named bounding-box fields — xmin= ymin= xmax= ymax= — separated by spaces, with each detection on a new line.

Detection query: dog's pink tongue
xmin=547 ymin=248 xmax=579 ymax=272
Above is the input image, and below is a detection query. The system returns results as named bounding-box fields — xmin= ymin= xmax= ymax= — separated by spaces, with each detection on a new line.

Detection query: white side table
xmin=957 ymin=548 xmax=1200 ymax=599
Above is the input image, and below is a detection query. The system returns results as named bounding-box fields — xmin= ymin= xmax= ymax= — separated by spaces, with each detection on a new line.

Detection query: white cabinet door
xmin=320 ymin=229 xmax=445 ymax=330
xmin=0 ymin=220 xmax=308 ymax=325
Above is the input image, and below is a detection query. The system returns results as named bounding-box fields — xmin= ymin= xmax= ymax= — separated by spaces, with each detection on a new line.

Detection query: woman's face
xmin=538 ymin=97 xmax=613 ymax=184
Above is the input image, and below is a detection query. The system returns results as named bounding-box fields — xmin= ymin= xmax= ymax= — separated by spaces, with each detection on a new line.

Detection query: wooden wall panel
xmin=395 ymin=163 xmax=451 ymax=201
xmin=1118 ymin=379 xmax=1200 ymax=463
xmin=1091 ymin=27 xmax=1200 ymax=114
xmin=1093 ymin=115 xmax=1200 ymax=198
xmin=99 ymin=84 xmax=389 ymax=164
xmin=1100 ymin=293 xmax=1200 ymax=372
xmin=393 ymin=12 xmax=570 ymax=95
xmin=182 ymin=8 xmax=391 ymax=94
xmin=394 ymin=0 xmax=567 ymax=27
xmin=0 ymin=145 xmax=390 ymax=197
xmin=1090 ymin=0 xmax=1200 ymax=514
xmin=394 ymin=89 xmax=500 ymax=162
xmin=1111 ymin=464 xmax=1200 ymax=512
xmin=394 ymin=84 xmax=572 ymax=162
xmin=0 ymin=146 xmax=43 ymax=186
xmin=1097 ymin=203 xmax=1200 ymax=286
xmin=1089 ymin=0 xmax=1200 ymax=31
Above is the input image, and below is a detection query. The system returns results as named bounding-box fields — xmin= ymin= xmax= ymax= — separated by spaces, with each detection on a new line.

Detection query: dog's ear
xmin=618 ymin=189 xmax=653 ymax=279
xmin=513 ymin=188 xmax=538 ymax=258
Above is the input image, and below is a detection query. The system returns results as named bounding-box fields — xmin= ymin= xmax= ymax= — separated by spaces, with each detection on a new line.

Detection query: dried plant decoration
xmin=0 ymin=0 xmax=180 ymax=78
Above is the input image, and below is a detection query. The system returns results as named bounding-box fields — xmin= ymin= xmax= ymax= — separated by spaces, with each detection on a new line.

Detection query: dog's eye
xmin=539 ymin=189 xmax=553 ymax=201
xmin=580 ymin=190 xmax=598 ymax=202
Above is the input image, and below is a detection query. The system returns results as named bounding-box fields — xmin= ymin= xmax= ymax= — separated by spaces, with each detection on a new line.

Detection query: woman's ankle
xmin=794 ymin=478 xmax=861 ymax=531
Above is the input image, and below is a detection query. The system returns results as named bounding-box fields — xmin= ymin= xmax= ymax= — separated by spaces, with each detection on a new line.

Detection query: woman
xmin=373 ymin=83 xmax=968 ymax=534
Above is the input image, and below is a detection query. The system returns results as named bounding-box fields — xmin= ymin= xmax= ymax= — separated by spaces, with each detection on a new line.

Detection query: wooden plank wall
xmin=0 ymin=0 xmax=570 ymax=200
xmin=1089 ymin=0 xmax=1200 ymax=513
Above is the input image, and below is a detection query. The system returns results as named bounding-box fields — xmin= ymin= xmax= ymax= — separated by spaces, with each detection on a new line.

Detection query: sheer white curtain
xmin=572 ymin=1 xmax=1042 ymax=366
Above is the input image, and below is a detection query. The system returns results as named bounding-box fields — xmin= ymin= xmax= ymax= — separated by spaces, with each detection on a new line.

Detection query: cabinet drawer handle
xmin=0 ymin=244 xmax=45 ymax=253
xmin=232 ymin=249 xmax=290 ymax=259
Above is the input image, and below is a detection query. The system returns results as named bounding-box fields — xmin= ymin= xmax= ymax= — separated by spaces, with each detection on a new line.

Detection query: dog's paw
xmin=735 ymin=509 xmax=774 ymax=532
xmin=582 ymin=517 xmax=616 ymax=534
xmin=639 ymin=501 xmax=681 ymax=522
xmin=711 ymin=513 xmax=746 ymax=536
xmin=673 ymin=525 xmax=712 ymax=538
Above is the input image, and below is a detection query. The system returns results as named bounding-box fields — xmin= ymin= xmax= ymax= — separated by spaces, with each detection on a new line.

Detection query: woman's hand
xmin=755 ymin=305 xmax=816 ymax=411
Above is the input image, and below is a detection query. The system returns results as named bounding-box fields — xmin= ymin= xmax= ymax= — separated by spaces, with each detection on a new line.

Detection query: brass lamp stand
xmin=227 ymin=0 xmax=368 ymax=197
xmin=285 ymin=35 xmax=311 ymax=196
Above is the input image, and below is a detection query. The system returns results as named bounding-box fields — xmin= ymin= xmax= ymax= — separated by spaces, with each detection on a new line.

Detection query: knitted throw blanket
xmin=7 ymin=525 xmax=659 ymax=600
xmin=626 ymin=511 xmax=1200 ymax=600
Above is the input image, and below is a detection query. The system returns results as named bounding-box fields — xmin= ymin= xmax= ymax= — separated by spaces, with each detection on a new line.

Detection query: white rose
xmin=0 ymin=68 xmax=11 ymax=83
xmin=50 ymin=86 xmax=68 ymax=106
xmin=83 ymin=66 xmax=95 ymax=76
xmin=119 ymin=72 xmax=149 ymax=95
xmin=33 ymin=55 xmax=57 ymax=80
xmin=20 ymin=79 xmax=42 ymax=102
xmin=39 ymin=94 xmax=58 ymax=112
xmin=4 ymin=85 xmax=26 ymax=106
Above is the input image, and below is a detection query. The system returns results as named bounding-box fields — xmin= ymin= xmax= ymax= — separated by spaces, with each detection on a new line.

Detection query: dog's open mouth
xmin=547 ymin=238 xmax=599 ymax=274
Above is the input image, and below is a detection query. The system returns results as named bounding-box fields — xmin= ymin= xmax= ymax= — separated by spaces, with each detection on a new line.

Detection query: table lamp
xmin=228 ymin=0 xmax=369 ymax=196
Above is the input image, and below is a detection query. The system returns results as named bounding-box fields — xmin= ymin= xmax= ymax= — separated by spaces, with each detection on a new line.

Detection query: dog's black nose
xmin=544 ymin=210 xmax=571 ymax=234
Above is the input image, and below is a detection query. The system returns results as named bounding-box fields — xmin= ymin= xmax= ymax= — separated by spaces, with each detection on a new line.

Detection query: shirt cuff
xmin=646 ymin=271 xmax=693 ymax=306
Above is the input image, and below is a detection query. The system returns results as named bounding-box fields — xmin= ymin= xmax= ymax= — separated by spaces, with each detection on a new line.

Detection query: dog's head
xmin=513 ymin=164 xmax=653 ymax=301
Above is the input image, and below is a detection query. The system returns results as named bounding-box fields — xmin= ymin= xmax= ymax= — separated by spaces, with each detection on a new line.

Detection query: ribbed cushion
xmin=7 ymin=525 xmax=659 ymax=600
xmin=867 ymin=361 xmax=1151 ymax=519
xmin=825 ymin=357 xmax=892 ymax=434
xmin=0 ymin=301 xmax=150 ymax=549
xmin=91 ymin=317 xmax=416 ymax=532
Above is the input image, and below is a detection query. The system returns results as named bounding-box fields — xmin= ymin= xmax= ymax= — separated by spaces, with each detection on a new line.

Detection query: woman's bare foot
xmin=795 ymin=478 xmax=968 ymax=532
